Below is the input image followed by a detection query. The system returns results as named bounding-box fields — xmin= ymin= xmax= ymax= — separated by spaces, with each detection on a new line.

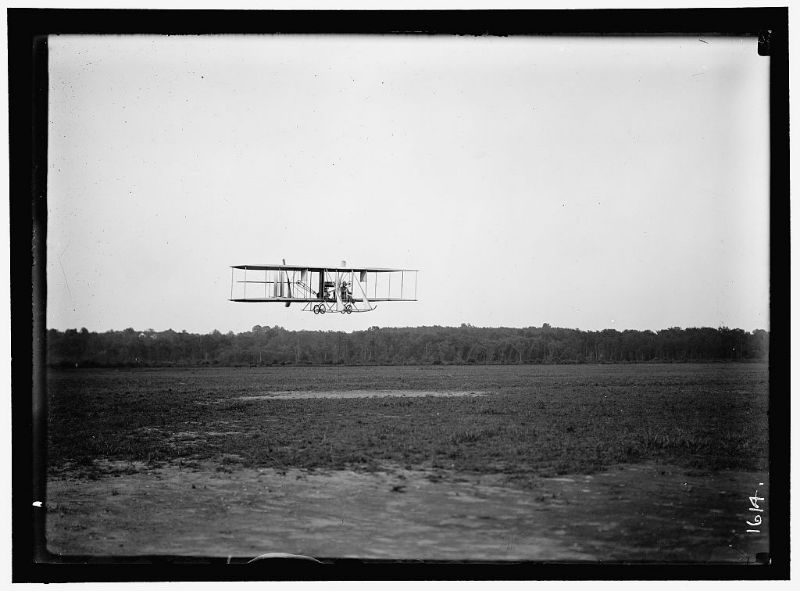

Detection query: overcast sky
xmin=46 ymin=34 xmax=770 ymax=334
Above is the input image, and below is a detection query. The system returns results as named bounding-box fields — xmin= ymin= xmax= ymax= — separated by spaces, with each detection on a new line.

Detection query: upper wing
xmin=231 ymin=264 xmax=417 ymax=273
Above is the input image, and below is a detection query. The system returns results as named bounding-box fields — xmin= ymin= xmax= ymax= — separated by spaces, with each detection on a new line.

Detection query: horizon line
xmin=46 ymin=323 xmax=770 ymax=335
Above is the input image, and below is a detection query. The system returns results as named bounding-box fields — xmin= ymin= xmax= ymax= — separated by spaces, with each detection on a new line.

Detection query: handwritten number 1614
xmin=747 ymin=484 xmax=764 ymax=534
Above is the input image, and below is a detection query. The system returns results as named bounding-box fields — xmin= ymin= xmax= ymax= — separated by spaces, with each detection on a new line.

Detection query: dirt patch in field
xmin=233 ymin=389 xmax=488 ymax=401
xmin=46 ymin=462 xmax=769 ymax=562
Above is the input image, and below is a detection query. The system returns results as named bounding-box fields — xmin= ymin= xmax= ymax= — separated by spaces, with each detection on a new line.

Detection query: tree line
xmin=46 ymin=324 xmax=769 ymax=368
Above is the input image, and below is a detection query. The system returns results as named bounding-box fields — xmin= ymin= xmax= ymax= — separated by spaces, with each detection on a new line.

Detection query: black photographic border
xmin=8 ymin=7 xmax=789 ymax=582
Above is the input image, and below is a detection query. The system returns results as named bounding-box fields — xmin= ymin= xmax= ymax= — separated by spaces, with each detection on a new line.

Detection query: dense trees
xmin=46 ymin=324 xmax=769 ymax=368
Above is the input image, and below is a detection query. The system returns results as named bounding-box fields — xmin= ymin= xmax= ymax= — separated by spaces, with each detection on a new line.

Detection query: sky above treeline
xmin=47 ymin=34 xmax=769 ymax=334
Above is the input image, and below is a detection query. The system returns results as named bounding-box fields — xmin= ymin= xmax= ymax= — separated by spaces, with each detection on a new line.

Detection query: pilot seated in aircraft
xmin=341 ymin=282 xmax=353 ymax=303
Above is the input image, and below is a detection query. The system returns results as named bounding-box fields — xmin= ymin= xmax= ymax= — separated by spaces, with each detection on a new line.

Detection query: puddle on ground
xmin=47 ymin=461 xmax=769 ymax=563
xmin=233 ymin=389 xmax=488 ymax=401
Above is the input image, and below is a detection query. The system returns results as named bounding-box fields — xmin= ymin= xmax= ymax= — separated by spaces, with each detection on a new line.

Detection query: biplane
xmin=229 ymin=261 xmax=418 ymax=314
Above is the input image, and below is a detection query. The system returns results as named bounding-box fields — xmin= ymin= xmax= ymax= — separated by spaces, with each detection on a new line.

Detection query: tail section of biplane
xmin=229 ymin=262 xmax=417 ymax=315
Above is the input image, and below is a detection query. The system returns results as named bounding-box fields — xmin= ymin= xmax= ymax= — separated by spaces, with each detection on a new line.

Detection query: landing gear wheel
xmin=312 ymin=304 xmax=320 ymax=314
xmin=345 ymin=304 xmax=353 ymax=314
xmin=319 ymin=306 xmax=326 ymax=314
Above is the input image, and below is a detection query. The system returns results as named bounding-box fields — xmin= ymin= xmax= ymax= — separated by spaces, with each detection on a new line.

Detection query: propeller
xmin=283 ymin=259 xmax=291 ymax=307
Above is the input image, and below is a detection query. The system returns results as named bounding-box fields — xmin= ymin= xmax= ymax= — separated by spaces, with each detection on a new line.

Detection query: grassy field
xmin=47 ymin=363 xmax=769 ymax=483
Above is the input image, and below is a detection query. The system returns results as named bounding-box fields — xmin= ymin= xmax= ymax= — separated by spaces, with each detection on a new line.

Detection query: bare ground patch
xmin=46 ymin=462 xmax=768 ymax=562
xmin=228 ymin=389 xmax=488 ymax=402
